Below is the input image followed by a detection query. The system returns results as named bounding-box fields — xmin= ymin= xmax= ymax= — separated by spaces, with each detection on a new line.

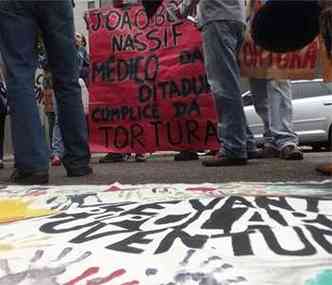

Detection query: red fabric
xmin=87 ymin=3 xmax=219 ymax=153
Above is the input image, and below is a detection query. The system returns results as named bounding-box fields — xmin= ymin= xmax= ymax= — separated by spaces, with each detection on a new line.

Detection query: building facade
xmin=73 ymin=1 xmax=96 ymax=39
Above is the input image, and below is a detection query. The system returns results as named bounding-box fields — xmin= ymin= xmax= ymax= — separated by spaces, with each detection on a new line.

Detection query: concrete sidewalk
xmin=0 ymin=150 xmax=331 ymax=185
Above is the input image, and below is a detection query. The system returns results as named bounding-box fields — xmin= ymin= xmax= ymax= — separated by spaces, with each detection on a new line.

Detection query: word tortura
xmin=97 ymin=120 xmax=218 ymax=149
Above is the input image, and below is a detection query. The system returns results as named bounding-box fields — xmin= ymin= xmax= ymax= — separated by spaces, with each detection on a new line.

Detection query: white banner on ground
xmin=0 ymin=182 xmax=331 ymax=285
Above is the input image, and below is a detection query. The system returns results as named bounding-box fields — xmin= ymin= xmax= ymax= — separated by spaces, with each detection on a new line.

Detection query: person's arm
xmin=179 ymin=0 xmax=200 ymax=18
xmin=168 ymin=0 xmax=200 ymax=21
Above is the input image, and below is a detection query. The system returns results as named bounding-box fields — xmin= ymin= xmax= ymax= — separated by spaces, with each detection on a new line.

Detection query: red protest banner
xmin=239 ymin=35 xmax=320 ymax=80
xmin=240 ymin=0 xmax=325 ymax=80
xmin=87 ymin=2 xmax=219 ymax=154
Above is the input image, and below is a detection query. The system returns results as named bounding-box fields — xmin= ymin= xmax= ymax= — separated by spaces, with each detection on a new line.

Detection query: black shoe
xmin=280 ymin=145 xmax=303 ymax=160
xmin=174 ymin=151 xmax=199 ymax=161
xmin=99 ymin=153 xmax=128 ymax=163
xmin=67 ymin=166 xmax=93 ymax=177
xmin=0 ymin=160 xmax=4 ymax=169
xmin=202 ymin=156 xmax=247 ymax=167
xmin=9 ymin=169 xmax=49 ymax=185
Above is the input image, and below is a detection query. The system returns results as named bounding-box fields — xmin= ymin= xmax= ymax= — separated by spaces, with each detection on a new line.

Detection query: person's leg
xmin=52 ymin=122 xmax=64 ymax=156
xmin=267 ymin=80 xmax=303 ymax=160
xmin=0 ymin=113 xmax=6 ymax=167
xmin=51 ymin=95 xmax=65 ymax=159
xmin=201 ymin=20 xmax=248 ymax=166
xmin=0 ymin=1 xmax=49 ymax=180
xmin=249 ymin=78 xmax=279 ymax=158
xmin=51 ymin=120 xmax=63 ymax=166
xmin=246 ymin=124 xmax=264 ymax=158
xmin=46 ymin=111 xmax=55 ymax=150
xmin=37 ymin=0 xmax=91 ymax=176
xmin=51 ymin=121 xmax=64 ymax=161
xmin=249 ymin=78 xmax=272 ymax=142
xmin=85 ymin=115 xmax=89 ymax=138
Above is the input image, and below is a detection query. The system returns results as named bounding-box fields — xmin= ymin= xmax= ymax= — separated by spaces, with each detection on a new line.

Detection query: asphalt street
xmin=0 ymin=150 xmax=331 ymax=185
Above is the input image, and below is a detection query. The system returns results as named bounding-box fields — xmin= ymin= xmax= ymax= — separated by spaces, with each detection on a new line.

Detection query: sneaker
xmin=174 ymin=151 xmax=199 ymax=161
xmin=134 ymin=154 xmax=147 ymax=162
xmin=316 ymin=163 xmax=332 ymax=176
xmin=9 ymin=169 xmax=49 ymax=185
xmin=51 ymin=156 xmax=61 ymax=166
xmin=280 ymin=145 xmax=303 ymax=160
xmin=99 ymin=153 xmax=128 ymax=163
xmin=0 ymin=160 xmax=3 ymax=169
xmin=202 ymin=155 xmax=247 ymax=167
xmin=67 ymin=165 xmax=93 ymax=177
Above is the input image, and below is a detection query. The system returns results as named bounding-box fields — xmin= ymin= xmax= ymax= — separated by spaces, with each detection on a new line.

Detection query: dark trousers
xmin=0 ymin=113 xmax=6 ymax=160
xmin=0 ymin=0 xmax=90 ymax=172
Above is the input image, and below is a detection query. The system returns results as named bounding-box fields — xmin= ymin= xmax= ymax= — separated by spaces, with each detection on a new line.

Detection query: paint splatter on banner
xmin=0 ymin=181 xmax=331 ymax=285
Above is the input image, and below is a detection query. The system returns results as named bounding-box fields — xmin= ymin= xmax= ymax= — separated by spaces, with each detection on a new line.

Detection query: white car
xmin=243 ymin=79 xmax=332 ymax=151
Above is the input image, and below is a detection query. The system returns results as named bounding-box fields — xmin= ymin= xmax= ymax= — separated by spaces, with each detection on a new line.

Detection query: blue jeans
xmin=52 ymin=96 xmax=65 ymax=158
xmin=201 ymin=20 xmax=256 ymax=159
xmin=0 ymin=0 xmax=90 ymax=172
xmin=0 ymin=114 xmax=6 ymax=160
xmin=249 ymin=78 xmax=298 ymax=150
xmin=45 ymin=111 xmax=55 ymax=151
